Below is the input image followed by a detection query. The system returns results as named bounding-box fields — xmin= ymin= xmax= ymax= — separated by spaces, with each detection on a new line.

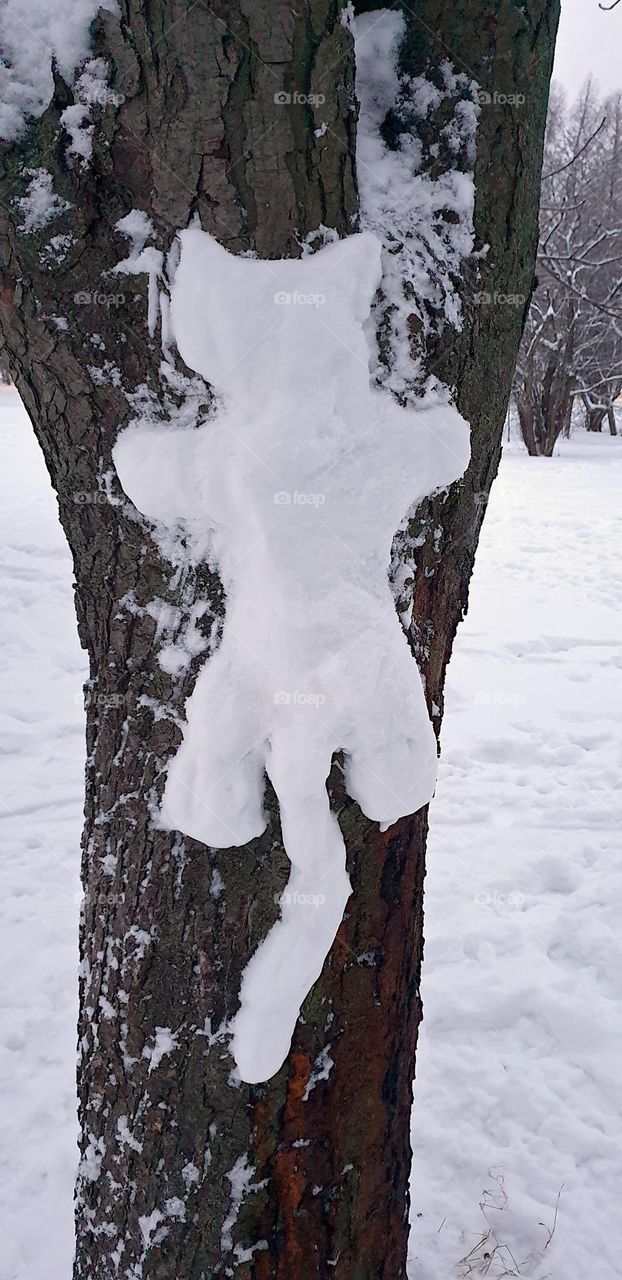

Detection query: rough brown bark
xmin=583 ymin=391 xmax=621 ymax=436
xmin=516 ymin=348 xmax=573 ymax=456
xmin=0 ymin=2 xmax=559 ymax=1277
xmin=584 ymin=402 xmax=606 ymax=432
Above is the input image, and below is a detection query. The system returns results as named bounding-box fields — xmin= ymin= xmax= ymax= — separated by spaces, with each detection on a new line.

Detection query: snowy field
xmin=0 ymin=385 xmax=620 ymax=1278
xmin=410 ymin=425 xmax=622 ymax=1278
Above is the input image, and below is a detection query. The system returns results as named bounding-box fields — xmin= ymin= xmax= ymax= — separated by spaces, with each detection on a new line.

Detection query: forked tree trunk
xmin=583 ymin=397 xmax=605 ymax=432
xmin=518 ymin=362 xmax=573 ymax=456
xmin=0 ymin=2 xmax=558 ymax=1276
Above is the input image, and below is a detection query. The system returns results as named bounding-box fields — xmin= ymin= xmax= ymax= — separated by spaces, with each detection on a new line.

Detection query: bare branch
xmin=542 ymin=116 xmax=606 ymax=180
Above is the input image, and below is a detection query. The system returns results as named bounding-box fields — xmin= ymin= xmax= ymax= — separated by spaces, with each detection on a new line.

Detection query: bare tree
xmin=515 ymin=81 xmax=622 ymax=455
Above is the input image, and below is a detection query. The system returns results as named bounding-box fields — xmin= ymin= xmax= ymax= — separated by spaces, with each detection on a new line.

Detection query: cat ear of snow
xmin=302 ymin=231 xmax=383 ymax=324
xmin=170 ymin=228 xmax=244 ymax=389
xmin=170 ymin=227 xmax=383 ymax=392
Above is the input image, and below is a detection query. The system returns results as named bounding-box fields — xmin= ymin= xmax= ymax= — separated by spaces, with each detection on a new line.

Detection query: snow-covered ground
xmin=0 ymin=387 xmax=85 ymax=1278
xmin=410 ymin=428 xmax=622 ymax=1279
xmin=0 ymin=387 xmax=620 ymax=1278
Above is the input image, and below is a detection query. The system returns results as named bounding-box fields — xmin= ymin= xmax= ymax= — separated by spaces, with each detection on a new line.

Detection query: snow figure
xmin=113 ymin=227 xmax=470 ymax=1082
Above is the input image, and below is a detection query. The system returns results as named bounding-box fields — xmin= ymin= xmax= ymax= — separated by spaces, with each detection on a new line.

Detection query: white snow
xmin=138 ymin=1208 xmax=163 ymax=1248
xmin=303 ymin=1046 xmax=334 ymax=1100
xmin=0 ymin=388 xmax=86 ymax=1279
xmin=0 ymin=0 xmax=118 ymax=140
xmin=221 ymin=1155 xmax=264 ymax=1254
xmin=353 ymin=10 xmax=478 ymax=397
xmin=181 ymin=1161 xmax=200 ymax=1189
xmin=142 ymin=1026 xmax=177 ymax=1074
xmin=117 ymin=1115 xmax=143 ymax=1154
xmin=115 ymin=210 xmax=155 ymax=255
xmin=409 ymin=428 xmax=622 ymax=1280
xmin=113 ymin=213 xmax=163 ymax=337
xmin=60 ymin=59 xmax=120 ymax=166
xmin=14 ymin=169 xmax=71 ymax=234
xmin=113 ymin=227 xmax=469 ymax=1082
xmin=60 ymin=103 xmax=93 ymax=163
xmin=1 ymin=392 xmax=622 ymax=1277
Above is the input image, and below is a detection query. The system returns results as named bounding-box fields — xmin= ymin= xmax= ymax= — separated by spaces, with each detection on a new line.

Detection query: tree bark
xmin=0 ymin=2 xmax=559 ymax=1276
xmin=583 ymin=397 xmax=605 ymax=432
xmin=516 ymin=390 xmax=539 ymax=456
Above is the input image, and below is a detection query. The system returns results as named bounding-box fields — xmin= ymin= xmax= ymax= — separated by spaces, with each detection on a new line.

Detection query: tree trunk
xmin=0 ymin=2 xmax=559 ymax=1276
xmin=608 ymin=404 xmax=618 ymax=435
xmin=543 ymin=388 xmax=572 ymax=454
xmin=583 ymin=397 xmax=605 ymax=432
xmin=516 ymin=391 xmax=539 ymax=456
xmin=562 ymin=394 xmax=574 ymax=437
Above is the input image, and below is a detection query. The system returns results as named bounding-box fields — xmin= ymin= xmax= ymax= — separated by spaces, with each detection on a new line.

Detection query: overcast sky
xmin=554 ymin=0 xmax=622 ymax=98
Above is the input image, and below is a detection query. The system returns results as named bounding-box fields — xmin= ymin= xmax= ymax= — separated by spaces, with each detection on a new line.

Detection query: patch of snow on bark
xmin=142 ymin=1026 xmax=177 ymax=1074
xmin=303 ymin=1046 xmax=334 ymax=1100
xmin=354 ymin=8 xmax=479 ymax=399
xmin=221 ymin=1155 xmax=264 ymax=1254
xmin=14 ymin=169 xmax=71 ymax=233
xmin=60 ymin=103 xmax=93 ymax=163
xmin=0 ymin=0 xmax=118 ymax=140
xmin=113 ymin=227 xmax=470 ymax=1083
xmin=78 ymin=1134 xmax=106 ymax=1184
xmin=114 ymin=212 xmax=163 ymax=336
xmin=116 ymin=1115 xmax=143 ymax=1154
